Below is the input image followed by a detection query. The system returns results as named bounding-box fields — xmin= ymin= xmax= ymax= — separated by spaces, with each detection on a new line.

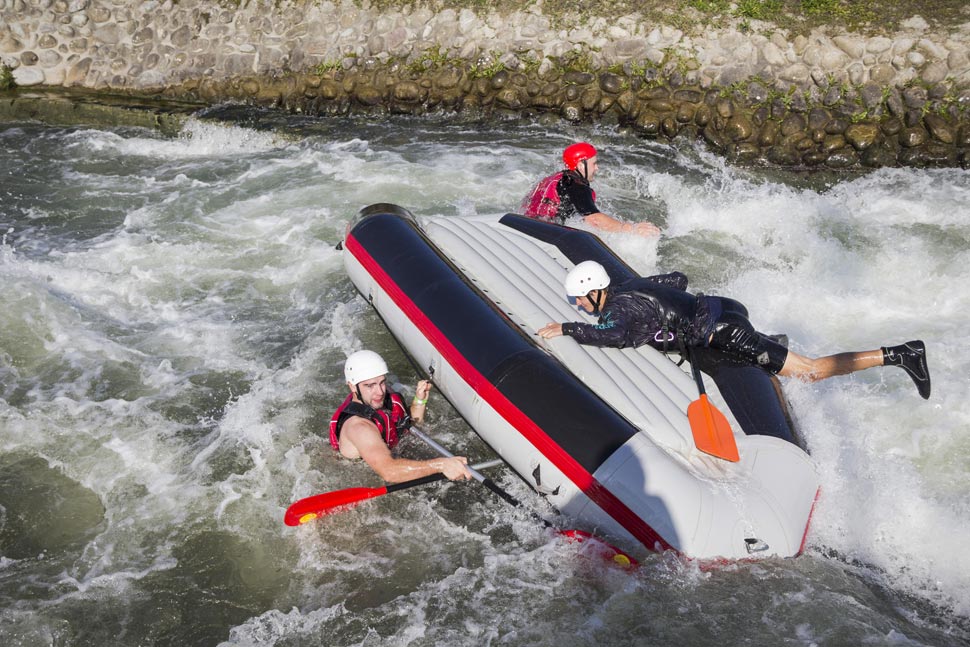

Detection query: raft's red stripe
xmin=346 ymin=233 xmax=673 ymax=552
xmin=798 ymin=487 xmax=821 ymax=556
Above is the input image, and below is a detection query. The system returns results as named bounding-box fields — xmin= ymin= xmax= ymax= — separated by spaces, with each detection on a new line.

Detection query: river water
xmin=1 ymin=109 xmax=968 ymax=647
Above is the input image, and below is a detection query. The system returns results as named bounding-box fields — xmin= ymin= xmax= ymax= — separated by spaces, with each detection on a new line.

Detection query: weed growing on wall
xmin=0 ymin=63 xmax=15 ymax=90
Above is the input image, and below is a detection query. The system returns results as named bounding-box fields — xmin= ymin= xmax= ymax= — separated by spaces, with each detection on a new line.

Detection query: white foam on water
xmin=220 ymin=605 xmax=350 ymax=647
xmin=68 ymin=117 xmax=289 ymax=160
xmin=1 ymin=122 xmax=352 ymax=615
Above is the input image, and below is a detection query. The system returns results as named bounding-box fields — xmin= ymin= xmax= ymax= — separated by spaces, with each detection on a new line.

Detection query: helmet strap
xmin=354 ymin=384 xmax=364 ymax=403
xmin=579 ymin=159 xmax=589 ymax=180
xmin=589 ymin=289 xmax=606 ymax=315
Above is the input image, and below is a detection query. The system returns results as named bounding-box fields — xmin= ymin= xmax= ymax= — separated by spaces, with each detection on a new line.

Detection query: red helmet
xmin=563 ymin=142 xmax=597 ymax=170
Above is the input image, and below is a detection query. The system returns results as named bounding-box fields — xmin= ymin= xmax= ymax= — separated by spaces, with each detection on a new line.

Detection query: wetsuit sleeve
xmin=559 ymin=174 xmax=599 ymax=216
xmin=561 ymin=309 xmax=628 ymax=347
xmin=643 ymin=271 xmax=688 ymax=290
xmin=566 ymin=292 xmax=672 ymax=349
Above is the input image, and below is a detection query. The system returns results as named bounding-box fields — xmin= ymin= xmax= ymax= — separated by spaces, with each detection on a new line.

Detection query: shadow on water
xmin=18 ymin=530 xmax=298 ymax=647
xmin=0 ymin=454 xmax=105 ymax=561
xmin=136 ymin=531 xmax=292 ymax=647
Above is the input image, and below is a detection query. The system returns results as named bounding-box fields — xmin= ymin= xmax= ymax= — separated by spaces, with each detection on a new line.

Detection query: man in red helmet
xmin=520 ymin=142 xmax=660 ymax=237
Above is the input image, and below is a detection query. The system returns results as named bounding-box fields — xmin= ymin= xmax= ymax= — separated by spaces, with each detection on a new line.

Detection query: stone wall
xmin=3 ymin=0 xmax=970 ymax=167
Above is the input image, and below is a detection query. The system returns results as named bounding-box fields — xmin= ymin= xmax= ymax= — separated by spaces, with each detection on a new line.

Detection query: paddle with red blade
xmin=686 ymin=348 xmax=740 ymax=462
xmin=284 ymin=459 xmax=503 ymax=526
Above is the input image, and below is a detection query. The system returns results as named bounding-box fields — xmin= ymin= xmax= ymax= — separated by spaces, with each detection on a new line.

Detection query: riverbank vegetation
xmin=0 ymin=64 xmax=16 ymax=91
xmin=362 ymin=0 xmax=968 ymax=36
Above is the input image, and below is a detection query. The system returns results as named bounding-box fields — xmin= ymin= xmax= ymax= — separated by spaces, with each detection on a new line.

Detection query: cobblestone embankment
xmin=3 ymin=0 xmax=970 ymax=168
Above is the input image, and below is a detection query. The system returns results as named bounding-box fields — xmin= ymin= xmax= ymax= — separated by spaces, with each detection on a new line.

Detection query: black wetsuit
xmin=554 ymin=169 xmax=599 ymax=222
xmin=561 ymin=273 xmax=790 ymax=373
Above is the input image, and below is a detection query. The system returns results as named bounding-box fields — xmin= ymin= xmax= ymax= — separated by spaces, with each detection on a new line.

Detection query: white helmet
xmin=344 ymin=350 xmax=388 ymax=385
xmin=564 ymin=261 xmax=611 ymax=297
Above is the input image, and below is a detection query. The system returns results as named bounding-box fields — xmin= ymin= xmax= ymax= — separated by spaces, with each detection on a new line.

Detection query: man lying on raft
xmin=329 ymin=350 xmax=472 ymax=482
xmin=537 ymin=261 xmax=931 ymax=399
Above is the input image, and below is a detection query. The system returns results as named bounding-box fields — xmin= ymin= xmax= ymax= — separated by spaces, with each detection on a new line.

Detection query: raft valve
xmin=744 ymin=537 xmax=769 ymax=554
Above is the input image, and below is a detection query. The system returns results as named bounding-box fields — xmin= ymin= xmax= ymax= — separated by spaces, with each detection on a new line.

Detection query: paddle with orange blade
xmin=284 ymin=459 xmax=503 ymax=526
xmin=686 ymin=348 xmax=740 ymax=462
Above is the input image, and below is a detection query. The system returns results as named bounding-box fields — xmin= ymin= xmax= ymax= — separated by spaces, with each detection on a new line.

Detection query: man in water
xmin=520 ymin=142 xmax=661 ymax=237
xmin=329 ymin=350 xmax=472 ymax=482
xmin=537 ymin=261 xmax=931 ymax=399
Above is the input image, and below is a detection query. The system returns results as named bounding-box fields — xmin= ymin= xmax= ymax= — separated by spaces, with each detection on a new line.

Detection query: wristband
xmin=412 ymin=397 xmax=428 ymax=405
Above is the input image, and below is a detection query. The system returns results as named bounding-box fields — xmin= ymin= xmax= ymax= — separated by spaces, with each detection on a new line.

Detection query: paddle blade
xmin=687 ymin=394 xmax=740 ymax=462
xmin=284 ymin=486 xmax=387 ymax=526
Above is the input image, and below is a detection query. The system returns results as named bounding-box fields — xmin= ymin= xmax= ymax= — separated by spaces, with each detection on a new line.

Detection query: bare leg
xmin=709 ymin=317 xmax=930 ymax=398
xmin=778 ymin=349 xmax=884 ymax=382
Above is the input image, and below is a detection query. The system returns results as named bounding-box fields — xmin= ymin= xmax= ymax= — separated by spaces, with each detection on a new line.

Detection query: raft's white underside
xmin=345 ymin=213 xmax=820 ymax=560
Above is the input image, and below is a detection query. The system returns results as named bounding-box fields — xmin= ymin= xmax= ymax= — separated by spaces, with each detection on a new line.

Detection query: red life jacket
xmin=520 ymin=171 xmax=596 ymax=223
xmin=520 ymin=172 xmax=563 ymax=221
xmin=328 ymin=391 xmax=409 ymax=451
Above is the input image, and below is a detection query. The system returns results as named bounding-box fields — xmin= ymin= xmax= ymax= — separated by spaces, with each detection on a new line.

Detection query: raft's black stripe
xmin=498 ymin=214 xmax=638 ymax=285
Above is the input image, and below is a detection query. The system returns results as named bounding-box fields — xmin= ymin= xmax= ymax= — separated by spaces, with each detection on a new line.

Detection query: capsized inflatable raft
xmin=342 ymin=203 xmax=820 ymax=560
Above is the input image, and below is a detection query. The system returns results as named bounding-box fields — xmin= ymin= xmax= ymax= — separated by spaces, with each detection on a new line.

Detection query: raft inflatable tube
xmin=342 ymin=203 xmax=820 ymax=560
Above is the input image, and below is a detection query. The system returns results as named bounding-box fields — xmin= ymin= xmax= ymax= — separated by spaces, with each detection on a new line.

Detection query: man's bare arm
xmin=341 ymin=417 xmax=470 ymax=483
xmin=584 ymin=212 xmax=660 ymax=237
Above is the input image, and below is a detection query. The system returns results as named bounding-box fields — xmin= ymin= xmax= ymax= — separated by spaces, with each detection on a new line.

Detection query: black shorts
xmin=708 ymin=298 xmax=789 ymax=374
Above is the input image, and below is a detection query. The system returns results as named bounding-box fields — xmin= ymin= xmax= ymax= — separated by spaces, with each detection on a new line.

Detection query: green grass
xmin=467 ymin=53 xmax=506 ymax=79
xmin=0 ymin=63 xmax=15 ymax=91
xmin=687 ymin=0 xmax=731 ymax=12
xmin=356 ymin=0 xmax=967 ymax=36
xmin=406 ymin=44 xmax=463 ymax=74
xmin=311 ymin=60 xmax=342 ymax=75
xmin=801 ymin=0 xmax=848 ymax=16
xmin=734 ymin=0 xmax=784 ymax=21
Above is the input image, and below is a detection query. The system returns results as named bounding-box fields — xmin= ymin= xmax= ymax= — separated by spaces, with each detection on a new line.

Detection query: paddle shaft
xmin=410 ymin=426 xmax=548 ymax=524
xmin=386 ymin=458 xmax=504 ymax=493
xmin=687 ymin=346 xmax=707 ymax=395
xmin=409 ymin=427 xmax=483 ymax=478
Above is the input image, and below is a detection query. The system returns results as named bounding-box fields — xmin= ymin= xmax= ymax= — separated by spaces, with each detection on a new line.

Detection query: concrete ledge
xmin=0 ymin=88 xmax=201 ymax=134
